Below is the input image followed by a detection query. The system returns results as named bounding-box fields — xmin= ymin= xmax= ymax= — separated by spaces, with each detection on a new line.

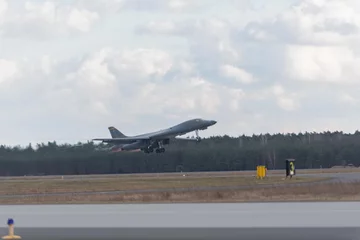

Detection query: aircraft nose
xmin=210 ymin=120 xmax=217 ymax=125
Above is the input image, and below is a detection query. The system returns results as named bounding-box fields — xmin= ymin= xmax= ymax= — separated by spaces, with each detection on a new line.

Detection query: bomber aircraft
xmin=92 ymin=118 xmax=217 ymax=153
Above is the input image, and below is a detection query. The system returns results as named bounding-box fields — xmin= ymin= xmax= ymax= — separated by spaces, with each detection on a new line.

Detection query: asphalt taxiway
xmin=0 ymin=202 xmax=360 ymax=240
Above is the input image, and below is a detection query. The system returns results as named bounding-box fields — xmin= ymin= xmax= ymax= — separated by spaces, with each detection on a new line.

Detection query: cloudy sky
xmin=0 ymin=0 xmax=360 ymax=146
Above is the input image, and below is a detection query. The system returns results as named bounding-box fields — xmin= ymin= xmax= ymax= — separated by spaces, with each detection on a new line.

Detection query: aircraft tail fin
xmin=108 ymin=126 xmax=127 ymax=138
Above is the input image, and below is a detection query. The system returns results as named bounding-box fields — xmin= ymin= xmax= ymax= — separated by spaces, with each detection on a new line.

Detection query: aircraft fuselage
xmin=92 ymin=118 xmax=217 ymax=154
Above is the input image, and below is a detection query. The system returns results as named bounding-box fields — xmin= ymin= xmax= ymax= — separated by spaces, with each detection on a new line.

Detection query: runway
xmin=1 ymin=227 xmax=360 ymax=240
xmin=0 ymin=202 xmax=360 ymax=239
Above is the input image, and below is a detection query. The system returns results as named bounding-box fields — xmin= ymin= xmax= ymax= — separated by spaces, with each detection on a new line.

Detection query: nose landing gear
xmin=195 ymin=130 xmax=201 ymax=142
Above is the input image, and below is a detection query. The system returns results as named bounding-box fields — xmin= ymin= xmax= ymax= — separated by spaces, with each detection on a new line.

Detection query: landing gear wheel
xmin=144 ymin=146 xmax=154 ymax=154
xmin=155 ymin=148 xmax=165 ymax=153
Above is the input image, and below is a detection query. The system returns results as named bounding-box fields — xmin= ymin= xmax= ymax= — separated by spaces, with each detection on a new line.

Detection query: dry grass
xmin=0 ymin=175 xmax=327 ymax=195
xmin=0 ymin=167 xmax=357 ymax=204
xmin=2 ymin=180 xmax=360 ymax=204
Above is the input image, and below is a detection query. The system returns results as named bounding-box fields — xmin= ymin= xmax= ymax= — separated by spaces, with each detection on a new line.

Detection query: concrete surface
xmin=1 ymin=227 xmax=360 ymax=240
xmin=0 ymin=202 xmax=360 ymax=227
xmin=0 ymin=203 xmax=360 ymax=239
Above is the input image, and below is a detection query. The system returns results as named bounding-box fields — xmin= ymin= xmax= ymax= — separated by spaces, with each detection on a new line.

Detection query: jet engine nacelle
xmin=121 ymin=141 xmax=144 ymax=151
xmin=110 ymin=145 xmax=123 ymax=152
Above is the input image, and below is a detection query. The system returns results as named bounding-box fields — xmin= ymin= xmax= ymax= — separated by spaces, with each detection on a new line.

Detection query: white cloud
xmin=0 ymin=0 xmax=7 ymax=20
xmin=63 ymin=48 xmax=117 ymax=116
xmin=143 ymin=77 xmax=223 ymax=115
xmin=74 ymin=0 xmax=123 ymax=14
xmin=276 ymin=96 xmax=297 ymax=111
xmin=119 ymin=0 xmax=204 ymax=12
xmin=41 ymin=55 xmax=55 ymax=75
xmin=271 ymin=84 xmax=298 ymax=111
xmin=236 ymin=0 xmax=360 ymax=86
xmin=79 ymin=49 xmax=245 ymax=117
xmin=66 ymin=8 xmax=99 ymax=32
xmin=2 ymin=0 xmax=360 ymax=145
xmin=220 ymin=64 xmax=255 ymax=84
xmin=338 ymin=93 xmax=358 ymax=105
xmin=284 ymin=45 xmax=360 ymax=83
xmin=228 ymin=88 xmax=246 ymax=112
xmin=65 ymin=0 xmax=204 ymax=15
xmin=137 ymin=18 xmax=232 ymax=39
xmin=1 ymin=1 xmax=100 ymax=39
xmin=24 ymin=1 xmax=56 ymax=22
xmin=107 ymin=48 xmax=173 ymax=79
xmin=0 ymin=59 xmax=18 ymax=83
xmin=167 ymin=0 xmax=194 ymax=11
xmin=241 ymin=0 xmax=360 ymax=45
xmin=0 ymin=41 xmax=252 ymax=143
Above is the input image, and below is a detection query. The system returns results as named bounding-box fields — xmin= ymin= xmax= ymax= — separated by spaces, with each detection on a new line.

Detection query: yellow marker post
xmin=256 ymin=166 xmax=260 ymax=179
xmin=256 ymin=165 xmax=266 ymax=179
xmin=262 ymin=166 xmax=266 ymax=178
xmin=2 ymin=219 xmax=21 ymax=239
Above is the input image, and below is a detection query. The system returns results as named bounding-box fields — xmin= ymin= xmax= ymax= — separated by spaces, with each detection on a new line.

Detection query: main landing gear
xmin=155 ymin=148 xmax=165 ymax=153
xmin=143 ymin=147 xmax=153 ymax=154
xmin=155 ymin=141 xmax=165 ymax=153
xmin=143 ymin=141 xmax=165 ymax=154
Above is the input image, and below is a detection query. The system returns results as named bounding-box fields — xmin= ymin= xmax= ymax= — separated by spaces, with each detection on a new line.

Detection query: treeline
xmin=1 ymin=130 xmax=360 ymax=176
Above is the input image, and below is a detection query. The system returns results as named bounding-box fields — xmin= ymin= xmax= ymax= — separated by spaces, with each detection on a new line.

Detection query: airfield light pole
xmin=2 ymin=219 xmax=21 ymax=239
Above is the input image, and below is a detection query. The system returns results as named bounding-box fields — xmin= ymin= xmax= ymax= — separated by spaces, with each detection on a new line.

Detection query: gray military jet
xmin=92 ymin=118 xmax=217 ymax=153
